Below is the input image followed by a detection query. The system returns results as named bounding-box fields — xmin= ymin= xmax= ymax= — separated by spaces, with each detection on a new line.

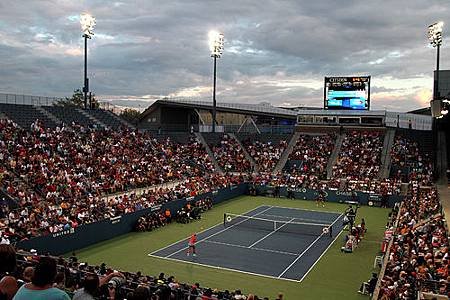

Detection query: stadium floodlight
xmin=428 ymin=22 xmax=444 ymax=101
xmin=209 ymin=30 xmax=224 ymax=133
xmin=80 ymin=13 xmax=96 ymax=109
xmin=80 ymin=13 xmax=96 ymax=38
xmin=428 ymin=21 xmax=443 ymax=47
xmin=209 ymin=31 xmax=224 ymax=58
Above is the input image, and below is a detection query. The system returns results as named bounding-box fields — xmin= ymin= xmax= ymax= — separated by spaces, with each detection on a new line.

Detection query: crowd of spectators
xmin=0 ymin=120 xmax=438 ymax=245
xmin=0 ymin=116 xmax=445 ymax=299
xmin=287 ymin=134 xmax=335 ymax=180
xmin=210 ymin=134 xmax=251 ymax=173
xmin=332 ymin=131 xmax=384 ymax=181
xmin=242 ymin=138 xmax=287 ymax=173
xmin=377 ymin=187 xmax=448 ymax=299
xmin=390 ymin=135 xmax=433 ymax=186
xmin=0 ymin=172 xmax=246 ymax=244
xmin=0 ymin=119 xmax=215 ymax=204
xmin=0 ymin=245 xmax=270 ymax=299
xmin=135 ymin=211 xmax=167 ymax=232
xmin=252 ymin=171 xmax=326 ymax=191
xmin=175 ymin=197 xmax=213 ymax=223
xmin=327 ymin=178 xmax=403 ymax=195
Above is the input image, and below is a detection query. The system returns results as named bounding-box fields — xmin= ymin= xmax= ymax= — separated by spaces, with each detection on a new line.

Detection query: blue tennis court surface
xmin=149 ymin=205 xmax=345 ymax=282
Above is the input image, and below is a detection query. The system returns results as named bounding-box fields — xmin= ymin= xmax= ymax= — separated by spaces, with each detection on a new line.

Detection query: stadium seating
xmin=390 ymin=134 xmax=433 ymax=186
xmin=85 ymin=109 xmax=132 ymax=130
xmin=377 ymin=187 xmax=446 ymax=299
xmin=286 ymin=133 xmax=336 ymax=179
xmin=0 ymin=103 xmax=58 ymax=129
xmin=42 ymin=106 xmax=99 ymax=128
xmin=332 ymin=130 xmax=384 ymax=181
xmin=0 ymin=247 xmax=267 ymax=299
xmin=239 ymin=133 xmax=290 ymax=172
xmin=205 ymin=133 xmax=252 ymax=173
xmin=0 ymin=108 xmax=445 ymax=299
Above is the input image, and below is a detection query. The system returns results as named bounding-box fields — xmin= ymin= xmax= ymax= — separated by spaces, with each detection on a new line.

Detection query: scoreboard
xmin=324 ymin=76 xmax=371 ymax=110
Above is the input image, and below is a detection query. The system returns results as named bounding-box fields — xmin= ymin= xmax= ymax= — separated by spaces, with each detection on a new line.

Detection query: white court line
xmin=266 ymin=205 xmax=342 ymax=215
xmin=259 ymin=213 xmax=335 ymax=223
xmin=147 ymin=253 xmax=301 ymax=283
xmin=277 ymin=212 xmax=345 ymax=279
xmin=149 ymin=205 xmax=268 ymax=256
xmin=248 ymin=218 xmax=296 ymax=248
xmin=166 ymin=206 xmax=273 ymax=258
xmin=298 ymin=215 xmax=345 ymax=282
xmin=204 ymin=239 xmax=299 ymax=256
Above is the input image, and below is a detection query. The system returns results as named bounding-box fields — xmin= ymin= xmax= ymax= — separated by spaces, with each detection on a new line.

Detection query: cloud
xmin=0 ymin=0 xmax=448 ymax=111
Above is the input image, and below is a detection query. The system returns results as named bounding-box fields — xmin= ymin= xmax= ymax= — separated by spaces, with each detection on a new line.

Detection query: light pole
xmin=80 ymin=13 xmax=96 ymax=110
xmin=428 ymin=21 xmax=443 ymax=100
xmin=208 ymin=31 xmax=224 ymax=133
xmin=428 ymin=22 xmax=445 ymax=182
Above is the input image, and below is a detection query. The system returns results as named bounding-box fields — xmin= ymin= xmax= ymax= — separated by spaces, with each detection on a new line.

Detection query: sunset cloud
xmin=0 ymin=0 xmax=448 ymax=111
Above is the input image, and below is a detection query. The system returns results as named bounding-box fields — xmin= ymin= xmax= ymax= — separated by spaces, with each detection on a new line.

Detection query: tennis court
xmin=149 ymin=205 xmax=345 ymax=282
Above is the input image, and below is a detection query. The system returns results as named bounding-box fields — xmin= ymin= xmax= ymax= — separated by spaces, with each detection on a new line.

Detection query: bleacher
xmin=202 ymin=132 xmax=226 ymax=146
xmin=0 ymin=103 xmax=58 ymax=129
xmin=86 ymin=109 xmax=131 ymax=130
xmin=42 ymin=106 xmax=98 ymax=127
xmin=395 ymin=128 xmax=434 ymax=154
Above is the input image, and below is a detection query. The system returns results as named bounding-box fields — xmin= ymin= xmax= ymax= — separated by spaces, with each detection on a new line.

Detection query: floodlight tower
xmin=209 ymin=31 xmax=224 ymax=133
xmin=428 ymin=21 xmax=443 ymax=100
xmin=80 ymin=13 xmax=96 ymax=110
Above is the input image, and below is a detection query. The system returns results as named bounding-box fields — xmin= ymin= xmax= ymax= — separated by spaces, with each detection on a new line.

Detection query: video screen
xmin=324 ymin=76 xmax=370 ymax=110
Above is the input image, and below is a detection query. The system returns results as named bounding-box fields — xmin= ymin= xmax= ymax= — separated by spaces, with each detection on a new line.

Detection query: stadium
xmin=0 ymin=2 xmax=449 ymax=300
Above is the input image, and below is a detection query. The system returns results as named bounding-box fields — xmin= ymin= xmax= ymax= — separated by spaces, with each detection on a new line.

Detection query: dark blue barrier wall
xmin=253 ymin=185 xmax=403 ymax=207
xmin=17 ymin=183 xmax=248 ymax=255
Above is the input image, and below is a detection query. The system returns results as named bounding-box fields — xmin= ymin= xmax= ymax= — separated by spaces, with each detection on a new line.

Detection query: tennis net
xmin=223 ymin=213 xmax=334 ymax=237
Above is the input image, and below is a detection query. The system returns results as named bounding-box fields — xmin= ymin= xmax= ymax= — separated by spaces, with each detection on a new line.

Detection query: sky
xmin=0 ymin=0 xmax=449 ymax=112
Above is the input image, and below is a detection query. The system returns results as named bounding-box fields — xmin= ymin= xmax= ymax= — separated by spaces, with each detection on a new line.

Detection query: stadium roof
xmin=140 ymin=98 xmax=298 ymax=119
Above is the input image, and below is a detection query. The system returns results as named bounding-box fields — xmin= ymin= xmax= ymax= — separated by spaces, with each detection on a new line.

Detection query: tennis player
xmin=316 ymin=189 xmax=326 ymax=207
xmin=187 ymin=233 xmax=197 ymax=256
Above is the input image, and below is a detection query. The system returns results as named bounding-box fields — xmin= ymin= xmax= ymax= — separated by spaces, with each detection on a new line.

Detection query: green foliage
xmin=119 ymin=108 xmax=141 ymax=124
xmin=55 ymin=89 xmax=99 ymax=108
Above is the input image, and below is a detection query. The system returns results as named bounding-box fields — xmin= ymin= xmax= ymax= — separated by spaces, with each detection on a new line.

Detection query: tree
xmin=119 ymin=108 xmax=141 ymax=125
xmin=55 ymin=89 xmax=99 ymax=109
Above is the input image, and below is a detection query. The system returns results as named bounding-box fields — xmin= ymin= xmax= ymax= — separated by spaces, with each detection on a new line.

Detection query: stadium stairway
xmin=379 ymin=128 xmax=396 ymax=179
xmin=0 ymin=188 xmax=18 ymax=209
xmin=105 ymin=110 xmax=135 ymax=129
xmin=273 ymin=132 xmax=300 ymax=174
xmin=195 ymin=132 xmax=224 ymax=174
xmin=326 ymin=133 xmax=345 ymax=179
xmin=228 ymin=132 xmax=258 ymax=173
xmin=35 ymin=106 xmax=62 ymax=127
xmin=77 ymin=109 xmax=108 ymax=128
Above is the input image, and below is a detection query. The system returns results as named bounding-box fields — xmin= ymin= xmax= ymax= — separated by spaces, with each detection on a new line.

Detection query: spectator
xmin=13 ymin=257 xmax=70 ymax=300
xmin=73 ymin=273 xmax=99 ymax=300
xmin=0 ymin=245 xmax=17 ymax=300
